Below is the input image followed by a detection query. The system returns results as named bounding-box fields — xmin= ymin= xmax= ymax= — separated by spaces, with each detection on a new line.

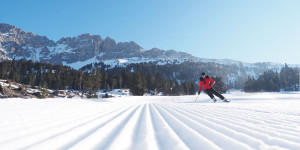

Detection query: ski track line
xmin=155 ymin=104 xmax=253 ymax=150
xmin=129 ymin=103 xmax=159 ymax=150
xmin=211 ymin=104 xmax=300 ymax=127
xmin=158 ymin=104 xmax=262 ymax=149
xmin=64 ymin=104 xmax=141 ymax=150
xmin=198 ymin=105 xmax=300 ymax=141
xmin=55 ymin=104 xmax=136 ymax=150
xmin=151 ymin=103 xmax=223 ymax=150
xmin=223 ymin=106 xmax=300 ymax=132
xmin=0 ymin=108 xmax=92 ymax=140
xmin=193 ymin=104 xmax=300 ymax=149
xmin=95 ymin=104 xmax=146 ymax=150
xmin=180 ymin=104 xmax=300 ymax=143
xmin=181 ymin=104 xmax=300 ymax=138
xmin=170 ymin=104 xmax=300 ymax=150
xmin=17 ymin=104 xmax=135 ymax=150
xmin=0 ymin=102 xmax=123 ymax=135
xmin=193 ymin=104 xmax=280 ymax=120
xmin=0 ymin=109 xmax=86 ymax=135
xmin=148 ymin=103 xmax=190 ymax=150
xmin=213 ymin=105 xmax=299 ymax=136
xmin=160 ymin=103 xmax=284 ymax=150
xmin=0 ymin=106 xmax=119 ymax=145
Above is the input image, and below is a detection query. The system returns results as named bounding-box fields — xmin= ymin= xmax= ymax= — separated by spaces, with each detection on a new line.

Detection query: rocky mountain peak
xmin=0 ymin=23 xmax=207 ymax=68
xmin=116 ymin=41 xmax=143 ymax=53
xmin=99 ymin=37 xmax=116 ymax=52
xmin=0 ymin=23 xmax=290 ymax=73
xmin=76 ymin=33 xmax=102 ymax=41
xmin=104 ymin=36 xmax=116 ymax=44
xmin=0 ymin=23 xmax=17 ymax=33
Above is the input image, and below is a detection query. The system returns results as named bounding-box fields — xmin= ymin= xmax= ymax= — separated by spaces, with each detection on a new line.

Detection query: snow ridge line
xmin=0 ymin=106 xmax=91 ymax=135
xmin=21 ymin=104 xmax=136 ymax=150
xmin=148 ymin=103 xmax=190 ymax=150
xmin=195 ymin=105 xmax=300 ymax=142
xmin=159 ymin=103 xmax=267 ymax=149
xmin=177 ymin=103 xmax=300 ymax=137
xmin=59 ymin=104 xmax=139 ymax=150
xmin=155 ymin=104 xmax=253 ymax=150
xmin=0 ymin=104 xmax=127 ymax=145
xmin=90 ymin=104 xmax=143 ymax=150
xmin=130 ymin=103 xmax=159 ymax=150
xmin=167 ymin=103 xmax=300 ymax=149
xmin=106 ymin=104 xmax=149 ymax=150
xmin=210 ymin=104 xmax=300 ymax=133
xmin=150 ymin=103 xmax=222 ymax=150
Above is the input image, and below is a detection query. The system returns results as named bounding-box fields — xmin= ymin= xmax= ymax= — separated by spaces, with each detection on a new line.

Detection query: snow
xmin=0 ymin=92 xmax=300 ymax=150
xmin=63 ymin=56 xmax=191 ymax=70
xmin=0 ymin=46 xmax=7 ymax=54
xmin=102 ymin=57 xmax=158 ymax=68
xmin=1 ymin=33 xmax=9 ymax=36
xmin=117 ymin=59 xmax=128 ymax=63
xmin=63 ymin=56 xmax=100 ymax=70
xmin=47 ymin=44 xmax=73 ymax=54
xmin=98 ymin=89 xmax=131 ymax=98
xmin=0 ymin=80 xmax=9 ymax=87
xmin=18 ymin=46 xmax=43 ymax=62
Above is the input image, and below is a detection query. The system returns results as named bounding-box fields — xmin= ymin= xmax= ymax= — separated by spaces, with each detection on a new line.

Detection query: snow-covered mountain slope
xmin=0 ymin=23 xmax=199 ymax=68
xmin=1 ymin=92 xmax=300 ymax=150
xmin=0 ymin=23 xmax=294 ymax=70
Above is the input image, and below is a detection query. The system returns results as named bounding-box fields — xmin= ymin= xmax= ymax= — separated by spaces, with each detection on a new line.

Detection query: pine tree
xmin=155 ymin=72 xmax=165 ymax=94
xmin=244 ymin=70 xmax=280 ymax=92
xmin=82 ymin=72 xmax=92 ymax=93
xmin=181 ymin=82 xmax=189 ymax=95
xmin=94 ymin=67 xmax=102 ymax=91
xmin=130 ymin=65 xmax=145 ymax=95
xmin=111 ymin=75 xmax=118 ymax=90
xmin=244 ymin=77 xmax=254 ymax=92
xmin=146 ymin=72 xmax=155 ymax=91
xmin=103 ymin=72 xmax=108 ymax=90
xmin=118 ymin=74 xmax=123 ymax=89
xmin=173 ymin=80 xmax=180 ymax=96
xmin=212 ymin=77 xmax=227 ymax=94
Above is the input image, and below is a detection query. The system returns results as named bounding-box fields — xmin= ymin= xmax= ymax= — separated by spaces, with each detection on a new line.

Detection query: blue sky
xmin=1 ymin=0 xmax=300 ymax=64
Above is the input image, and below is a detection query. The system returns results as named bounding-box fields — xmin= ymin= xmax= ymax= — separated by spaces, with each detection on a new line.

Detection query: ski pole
xmin=195 ymin=94 xmax=199 ymax=102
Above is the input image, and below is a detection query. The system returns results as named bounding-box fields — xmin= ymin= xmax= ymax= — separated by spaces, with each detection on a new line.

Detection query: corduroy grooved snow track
xmin=0 ymin=93 xmax=300 ymax=150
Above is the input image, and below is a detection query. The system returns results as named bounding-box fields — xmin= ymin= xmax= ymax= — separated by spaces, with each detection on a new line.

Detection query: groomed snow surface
xmin=0 ymin=92 xmax=300 ymax=150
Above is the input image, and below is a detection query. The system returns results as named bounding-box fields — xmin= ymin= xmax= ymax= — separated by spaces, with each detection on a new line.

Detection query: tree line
xmin=82 ymin=62 xmax=228 ymax=95
xmin=244 ymin=64 xmax=299 ymax=92
xmin=0 ymin=59 xmax=200 ymax=96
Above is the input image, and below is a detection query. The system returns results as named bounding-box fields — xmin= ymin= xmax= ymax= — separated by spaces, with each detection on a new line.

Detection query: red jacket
xmin=199 ymin=77 xmax=215 ymax=92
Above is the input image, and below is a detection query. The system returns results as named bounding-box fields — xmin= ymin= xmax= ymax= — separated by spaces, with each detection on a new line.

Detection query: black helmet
xmin=200 ymin=72 xmax=208 ymax=81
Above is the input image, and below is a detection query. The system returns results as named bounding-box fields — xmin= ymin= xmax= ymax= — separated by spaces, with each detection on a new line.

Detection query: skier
xmin=198 ymin=72 xmax=231 ymax=103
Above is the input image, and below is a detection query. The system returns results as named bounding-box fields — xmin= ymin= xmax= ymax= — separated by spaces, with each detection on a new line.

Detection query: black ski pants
xmin=204 ymin=88 xmax=225 ymax=100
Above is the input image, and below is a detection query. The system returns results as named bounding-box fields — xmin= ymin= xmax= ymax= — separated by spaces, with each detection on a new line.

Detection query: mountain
xmin=0 ymin=23 xmax=200 ymax=69
xmin=0 ymin=23 xmax=295 ymax=88
xmin=1 ymin=23 xmax=287 ymax=68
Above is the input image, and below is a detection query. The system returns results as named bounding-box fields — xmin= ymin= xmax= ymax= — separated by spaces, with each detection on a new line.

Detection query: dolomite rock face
xmin=0 ymin=23 xmax=195 ymax=66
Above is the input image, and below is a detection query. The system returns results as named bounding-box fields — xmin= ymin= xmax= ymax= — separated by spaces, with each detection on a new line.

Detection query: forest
xmin=244 ymin=64 xmax=299 ymax=92
xmin=2 ymin=60 xmax=297 ymax=96
xmin=0 ymin=60 xmax=206 ymax=96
